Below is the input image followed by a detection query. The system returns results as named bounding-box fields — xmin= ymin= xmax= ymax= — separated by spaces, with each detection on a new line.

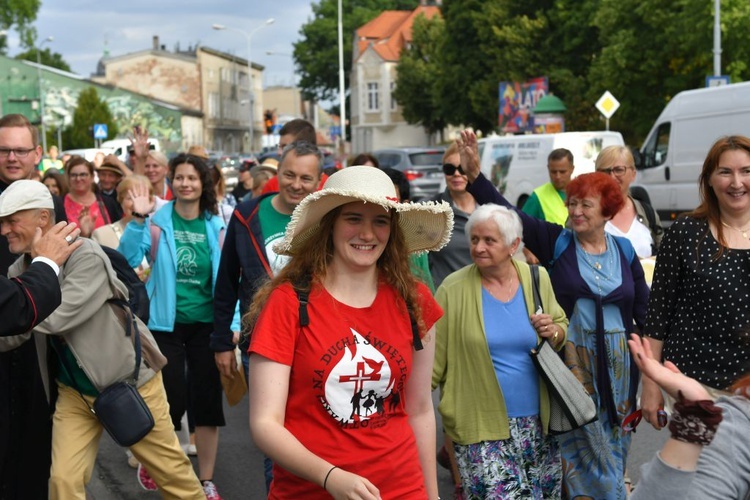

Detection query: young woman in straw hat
xmin=246 ymin=166 xmax=453 ymax=499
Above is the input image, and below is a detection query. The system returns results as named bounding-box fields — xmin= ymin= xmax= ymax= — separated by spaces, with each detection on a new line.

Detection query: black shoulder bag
xmin=55 ymin=298 xmax=154 ymax=447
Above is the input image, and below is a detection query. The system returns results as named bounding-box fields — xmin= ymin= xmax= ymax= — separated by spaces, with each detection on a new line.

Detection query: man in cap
xmin=249 ymin=158 xmax=278 ymax=199
xmin=0 ymin=113 xmax=71 ymax=498
xmin=0 ymin=180 xmax=205 ymax=499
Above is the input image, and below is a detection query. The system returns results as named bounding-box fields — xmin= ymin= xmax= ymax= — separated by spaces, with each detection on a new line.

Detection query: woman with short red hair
xmin=459 ymin=130 xmax=649 ymax=499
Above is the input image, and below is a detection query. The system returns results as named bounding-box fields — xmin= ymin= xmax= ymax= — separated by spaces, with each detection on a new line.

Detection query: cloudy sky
xmin=7 ymin=1 xmax=316 ymax=87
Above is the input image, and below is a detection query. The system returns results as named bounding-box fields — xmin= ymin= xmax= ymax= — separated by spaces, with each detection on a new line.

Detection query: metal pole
xmin=36 ymin=48 xmax=47 ymax=155
xmin=337 ymin=0 xmax=347 ymax=150
xmin=246 ymin=33 xmax=254 ymax=153
xmin=713 ymin=0 xmax=721 ymax=77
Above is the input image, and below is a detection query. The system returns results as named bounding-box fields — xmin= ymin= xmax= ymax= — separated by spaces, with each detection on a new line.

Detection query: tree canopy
xmin=0 ymin=0 xmax=41 ymax=52
xmin=301 ymin=0 xmax=749 ymax=145
xmin=15 ymin=47 xmax=71 ymax=72
xmin=63 ymin=87 xmax=117 ymax=149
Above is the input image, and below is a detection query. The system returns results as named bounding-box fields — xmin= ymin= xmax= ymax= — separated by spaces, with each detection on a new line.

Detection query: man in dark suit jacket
xmin=0 ymin=113 xmax=78 ymax=499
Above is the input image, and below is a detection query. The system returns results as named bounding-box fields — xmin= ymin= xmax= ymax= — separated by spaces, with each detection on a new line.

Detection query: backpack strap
xmin=293 ymin=274 xmax=311 ymax=327
xmin=291 ymin=274 xmax=422 ymax=351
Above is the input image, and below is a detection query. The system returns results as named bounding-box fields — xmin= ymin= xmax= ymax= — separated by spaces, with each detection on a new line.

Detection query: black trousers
xmin=152 ymin=323 xmax=225 ymax=430
xmin=0 ymin=340 xmax=53 ymax=500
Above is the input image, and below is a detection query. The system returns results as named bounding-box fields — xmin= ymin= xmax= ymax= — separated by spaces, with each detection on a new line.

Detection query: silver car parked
xmin=372 ymin=147 xmax=445 ymax=200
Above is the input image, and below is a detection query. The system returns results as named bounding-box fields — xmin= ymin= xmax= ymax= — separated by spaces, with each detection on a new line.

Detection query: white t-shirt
xmin=606 ymin=216 xmax=654 ymax=258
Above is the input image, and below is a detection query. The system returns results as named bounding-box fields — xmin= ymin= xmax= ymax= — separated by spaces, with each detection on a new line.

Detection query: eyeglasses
xmin=69 ymin=173 xmax=91 ymax=179
xmin=0 ymin=147 xmax=35 ymax=158
xmin=597 ymin=165 xmax=633 ymax=177
xmin=442 ymin=163 xmax=465 ymax=176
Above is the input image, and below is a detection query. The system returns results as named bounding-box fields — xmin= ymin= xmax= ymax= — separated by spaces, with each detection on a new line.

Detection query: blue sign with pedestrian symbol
xmin=93 ymin=124 xmax=108 ymax=140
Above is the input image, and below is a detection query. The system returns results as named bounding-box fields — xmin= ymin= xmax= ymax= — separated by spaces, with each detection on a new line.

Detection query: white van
xmin=62 ymin=148 xmax=114 ymax=162
xmin=100 ymin=138 xmax=161 ymax=163
xmin=634 ymin=81 xmax=750 ymax=221
xmin=475 ymin=131 xmax=624 ymax=207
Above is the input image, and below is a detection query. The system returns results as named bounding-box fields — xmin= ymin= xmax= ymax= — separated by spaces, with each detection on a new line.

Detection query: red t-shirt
xmin=250 ymin=280 xmax=442 ymax=499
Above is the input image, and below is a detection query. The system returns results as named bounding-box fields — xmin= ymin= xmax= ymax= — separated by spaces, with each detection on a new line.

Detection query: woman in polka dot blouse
xmin=642 ymin=135 xmax=750 ymax=429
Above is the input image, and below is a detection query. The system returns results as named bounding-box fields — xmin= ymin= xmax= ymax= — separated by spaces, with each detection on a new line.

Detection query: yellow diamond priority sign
xmin=595 ymin=91 xmax=620 ymax=119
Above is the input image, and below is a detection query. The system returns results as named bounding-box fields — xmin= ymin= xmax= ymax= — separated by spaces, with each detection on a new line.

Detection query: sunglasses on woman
xmin=442 ymin=163 xmax=465 ymax=176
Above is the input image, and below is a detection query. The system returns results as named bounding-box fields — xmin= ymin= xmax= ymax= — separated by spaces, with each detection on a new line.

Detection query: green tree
xmin=393 ymin=14 xmax=446 ymax=138
xmin=0 ymin=0 xmax=41 ymax=52
xmin=293 ymin=0 xmax=419 ymax=102
xmin=15 ymin=47 xmax=71 ymax=72
xmin=63 ymin=87 xmax=117 ymax=149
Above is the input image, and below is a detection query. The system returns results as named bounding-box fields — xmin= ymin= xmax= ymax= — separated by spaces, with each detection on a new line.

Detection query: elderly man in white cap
xmin=0 ymin=180 xmax=205 ymax=500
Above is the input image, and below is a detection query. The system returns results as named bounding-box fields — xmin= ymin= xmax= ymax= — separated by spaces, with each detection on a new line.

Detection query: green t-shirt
xmin=55 ymin=340 xmax=99 ymax=396
xmin=258 ymin=196 xmax=292 ymax=276
xmin=172 ymin=211 xmax=214 ymax=323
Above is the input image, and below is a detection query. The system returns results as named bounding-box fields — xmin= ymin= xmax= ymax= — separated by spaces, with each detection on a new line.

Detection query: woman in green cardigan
xmin=432 ymin=204 xmax=568 ymax=499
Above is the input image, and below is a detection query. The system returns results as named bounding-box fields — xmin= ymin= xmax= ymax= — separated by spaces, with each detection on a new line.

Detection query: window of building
xmin=367 ymin=82 xmax=379 ymax=112
xmin=208 ymin=92 xmax=219 ymax=118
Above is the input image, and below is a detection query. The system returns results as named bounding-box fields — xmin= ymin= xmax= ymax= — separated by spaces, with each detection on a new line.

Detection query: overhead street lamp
xmin=36 ymin=35 xmax=54 ymax=155
xmin=212 ymin=18 xmax=275 ymax=153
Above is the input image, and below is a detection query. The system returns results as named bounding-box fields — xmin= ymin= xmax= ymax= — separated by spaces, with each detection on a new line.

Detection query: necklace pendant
xmin=744 ymin=231 xmax=748 ymax=239
xmin=594 ymin=262 xmax=602 ymax=270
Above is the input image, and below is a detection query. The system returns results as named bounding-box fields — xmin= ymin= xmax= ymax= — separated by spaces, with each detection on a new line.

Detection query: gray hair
xmin=466 ymin=204 xmax=525 ymax=253
xmin=280 ymin=140 xmax=323 ymax=173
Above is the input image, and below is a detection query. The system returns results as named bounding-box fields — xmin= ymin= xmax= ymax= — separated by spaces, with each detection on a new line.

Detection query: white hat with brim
xmin=0 ymin=180 xmax=54 ymax=217
xmin=274 ymin=165 xmax=454 ymax=256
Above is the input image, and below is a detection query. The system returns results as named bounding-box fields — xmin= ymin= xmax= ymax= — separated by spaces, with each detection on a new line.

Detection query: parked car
xmin=371 ymin=147 xmax=446 ymax=200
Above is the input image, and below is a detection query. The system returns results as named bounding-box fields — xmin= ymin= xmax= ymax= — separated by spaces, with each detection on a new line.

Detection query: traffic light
xmin=264 ymin=110 xmax=274 ymax=134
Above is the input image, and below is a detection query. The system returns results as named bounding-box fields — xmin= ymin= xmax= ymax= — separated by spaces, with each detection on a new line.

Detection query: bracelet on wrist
xmin=131 ymin=211 xmax=149 ymax=219
xmin=323 ymin=466 xmax=338 ymax=491
xmin=668 ymin=391 xmax=723 ymax=446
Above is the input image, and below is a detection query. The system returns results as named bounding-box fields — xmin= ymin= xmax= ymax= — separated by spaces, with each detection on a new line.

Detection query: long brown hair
xmin=688 ymin=135 xmax=750 ymax=260
xmin=245 ymin=206 xmax=425 ymax=338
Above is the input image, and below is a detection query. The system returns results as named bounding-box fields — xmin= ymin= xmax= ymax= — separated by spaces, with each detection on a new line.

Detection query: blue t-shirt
xmin=482 ymin=286 xmax=540 ymax=417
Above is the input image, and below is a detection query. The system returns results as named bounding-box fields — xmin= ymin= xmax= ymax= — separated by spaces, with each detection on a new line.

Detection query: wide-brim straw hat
xmin=274 ymin=165 xmax=454 ymax=256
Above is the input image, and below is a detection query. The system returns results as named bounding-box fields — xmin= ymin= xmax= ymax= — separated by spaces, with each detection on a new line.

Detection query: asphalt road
xmin=86 ymin=391 xmax=668 ymax=499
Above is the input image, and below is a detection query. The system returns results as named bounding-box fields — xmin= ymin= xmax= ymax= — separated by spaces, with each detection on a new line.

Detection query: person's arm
xmin=117 ymin=184 xmax=152 ymax=267
xmin=627 ymin=334 xmax=727 ymax=500
xmin=457 ymin=130 xmax=563 ymax=264
xmin=405 ymin=325 xmax=439 ymax=499
xmin=249 ymin=355 xmax=381 ymax=499
xmin=32 ymin=243 xmax=111 ymax=335
xmin=212 ymin=216 xmax=243 ymax=377
xmin=642 ymin=222 xmax=683 ymax=428
xmin=129 ymin=126 xmax=149 ymax=175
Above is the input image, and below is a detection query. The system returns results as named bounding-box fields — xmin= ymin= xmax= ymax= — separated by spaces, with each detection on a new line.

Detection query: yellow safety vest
xmin=534 ymin=182 xmax=567 ymax=226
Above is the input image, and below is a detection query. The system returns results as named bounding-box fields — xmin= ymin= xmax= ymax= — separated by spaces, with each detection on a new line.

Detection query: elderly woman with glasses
xmin=459 ymin=130 xmax=649 ymax=500
xmin=427 ymin=142 xmax=477 ymax=288
xmin=594 ymin=146 xmax=663 ymax=258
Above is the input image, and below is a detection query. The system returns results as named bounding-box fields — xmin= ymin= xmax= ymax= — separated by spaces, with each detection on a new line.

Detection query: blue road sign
xmin=93 ymin=124 xmax=108 ymax=139
xmin=706 ymin=75 xmax=730 ymax=87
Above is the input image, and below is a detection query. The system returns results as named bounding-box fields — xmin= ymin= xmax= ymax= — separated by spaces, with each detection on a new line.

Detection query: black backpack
xmin=101 ymin=246 xmax=150 ymax=324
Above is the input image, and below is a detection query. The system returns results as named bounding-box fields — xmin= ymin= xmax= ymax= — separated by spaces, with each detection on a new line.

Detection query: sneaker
xmin=127 ymin=454 xmax=140 ymax=469
xmin=137 ymin=463 xmax=158 ymax=491
xmin=202 ymin=480 xmax=222 ymax=500
xmin=187 ymin=443 xmax=198 ymax=456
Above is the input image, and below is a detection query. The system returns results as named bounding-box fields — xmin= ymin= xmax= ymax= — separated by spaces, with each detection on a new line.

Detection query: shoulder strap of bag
xmin=530 ymin=264 xmax=543 ymax=313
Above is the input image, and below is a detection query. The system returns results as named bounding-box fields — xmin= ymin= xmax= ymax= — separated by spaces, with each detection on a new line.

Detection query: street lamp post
xmin=36 ymin=36 xmax=54 ymax=155
xmin=213 ymin=19 xmax=275 ymax=153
